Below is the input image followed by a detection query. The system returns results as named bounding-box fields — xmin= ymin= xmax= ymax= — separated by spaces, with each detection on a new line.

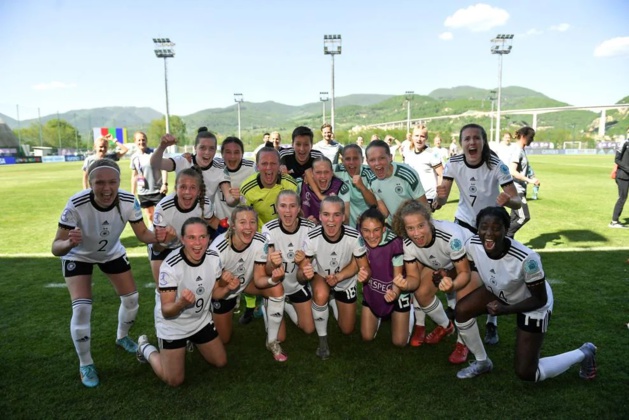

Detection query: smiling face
xmin=222 ymin=142 xmax=243 ymax=170
xmin=134 ymin=132 xmax=148 ymax=153
xmin=181 ymin=222 xmax=210 ymax=263
xmin=231 ymin=209 xmax=258 ymax=250
xmin=320 ymin=200 xmax=344 ymax=240
xmin=366 ymin=145 xmax=392 ymax=180
xmin=312 ymin=160 xmax=333 ymax=191
xmin=342 ymin=147 xmax=362 ymax=176
xmin=94 ymin=139 xmax=108 ymax=158
xmin=175 ymin=174 xmax=201 ymax=210
xmin=360 ymin=218 xmax=385 ymax=249
xmin=89 ymin=167 xmax=120 ymax=207
xmin=293 ymin=135 xmax=312 ymax=165
xmin=478 ymin=214 xmax=507 ymax=257
xmin=322 ymin=126 xmax=333 ymax=142
xmin=277 ymin=193 xmax=300 ymax=231
xmin=270 ymin=132 xmax=281 ymax=149
xmin=257 ymin=150 xmax=280 ymax=188
xmin=403 ymin=213 xmax=432 ymax=248
xmin=461 ymin=127 xmax=485 ymax=166
xmin=195 ymin=137 xmax=217 ymax=167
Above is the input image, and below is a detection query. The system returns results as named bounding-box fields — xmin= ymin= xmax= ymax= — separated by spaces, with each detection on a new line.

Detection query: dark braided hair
xmin=88 ymin=158 xmax=124 ymax=223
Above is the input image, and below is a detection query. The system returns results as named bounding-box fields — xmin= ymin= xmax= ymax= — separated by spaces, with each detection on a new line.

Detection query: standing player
xmin=433 ymin=135 xmax=450 ymax=166
xmin=297 ymin=196 xmax=371 ymax=359
xmin=359 ymin=207 xmax=411 ymax=347
xmin=150 ymin=129 xmax=240 ymax=209
xmin=392 ymin=200 xmax=476 ymax=364
xmin=301 ymin=156 xmax=349 ymax=223
xmin=210 ymin=206 xmax=289 ymax=361
xmin=334 ymin=144 xmax=377 ymax=228
xmin=437 ymin=123 xmax=521 ymax=345
xmin=610 ymin=130 xmax=629 ymax=227
xmin=402 ymin=126 xmax=443 ymax=209
xmin=506 ymin=127 xmax=540 ymax=238
xmin=262 ymin=190 xmax=316 ymax=336
xmin=130 ymin=131 xmax=168 ymax=224
xmin=52 ymin=159 xmax=158 ymax=388
xmin=136 ymin=217 xmax=239 ymax=387
xmin=452 ymin=206 xmax=596 ymax=381
xmin=313 ymin=123 xmax=343 ymax=164
xmin=82 ymin=134 xmax=129 ymax=189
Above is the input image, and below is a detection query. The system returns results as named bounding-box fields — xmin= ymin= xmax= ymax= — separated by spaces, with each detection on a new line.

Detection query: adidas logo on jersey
xmin=103 ymin=221 xmax=110 ymax=225
xmin=196 ymin=276 xmax=203 ymax=282
xmin=429 ymin=254 xmax=436 ymax=259
xmin=470 ymin=177 xmax=476 ymax=181
xmin=288 ymin=242 xmax=294 ymax=247
xmin=490 ymin=269 xmax=496 ymax=274
xmin=331 ymin=252 xmax=337 ymax=256
xmin=238 ymin=258 xmax=244 ymax=263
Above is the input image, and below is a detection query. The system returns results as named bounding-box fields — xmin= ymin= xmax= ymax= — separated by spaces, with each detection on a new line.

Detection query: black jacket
xmin=615 ymin=140 xmax=629 ymax=181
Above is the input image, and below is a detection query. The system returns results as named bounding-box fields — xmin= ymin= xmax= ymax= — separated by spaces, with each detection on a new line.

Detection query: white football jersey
xmin=313 ymin=140 xmax=343 ymax=164
xmin=58 ymin=190 xmax=143 ymax=263
xmin=402 ymin=147 xmax=442 ymax=199
xmin=213 ymin=159 xmax=255 ymax=219
xmin=152 ymin=193 xmax=214 ymax=249
xmin=169 ymin=155 xmax=231 ymax=198
xmin=402 ymin=220 xmax=472 ymax=270
xmin=261 ymin=218 xmax=316 ymax=295
xmin=210 ymin=232 xmax=268 ymax=300
xmin=466 ymin=236 xmax=553 ymax=310
xmin=303 ymin=225 xmax=367 ymax=291
xmin=442 ymin=154 xmax=514 ymax=227
xmin=155 ymin=248 xmax=222 ymax=340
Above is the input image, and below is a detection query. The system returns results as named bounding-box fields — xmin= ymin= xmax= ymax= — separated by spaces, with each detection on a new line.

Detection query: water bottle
xmin=531 ymin=185 xmax=539 ymax=200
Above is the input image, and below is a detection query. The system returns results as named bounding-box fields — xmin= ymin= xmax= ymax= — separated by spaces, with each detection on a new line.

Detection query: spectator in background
xmin=130 ymin=131 xmax=168 ymax=224
xmin=383 ymin=135 xmax=401 ymax=161
xmin=497 ymin=132 xmax=513 ymax=165
xmin=610 ymin=129 xmax=629 ymax=228
xmin=370 ymin=134 xmax=380 ymax=142
xmin=355 ymin=136 xmax=366 ymax=158
xmin=449 ymin=137 xmax=461 ymax=157
xmin=314 ymin=123 xmax=343 ymax=164
xmin=253 ymin=132 xmax=271 ymax=155
xmin=507 ymin=127 xmax=539 ymax=238
xmin=269 ymin=131 xmax=285 ymax=152
xmin=82 ymin=134 xmax=129 ymax=189
xmin=400 ymin=132 xmax=412 ymax=160
xmin=433 ymin=135 xmax=449 ymax=165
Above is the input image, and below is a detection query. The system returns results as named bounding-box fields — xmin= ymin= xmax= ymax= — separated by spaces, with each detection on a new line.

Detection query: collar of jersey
xmin=90 ymin=191 xmax=117 ymax=212
xmin=192 ymin=155 xmax=213 ymax=170
xmin=322 ymin=225 xmax=345 ymax=244
xmin=486 ymin=237 xmax=512 ymax=260
xmin=180 ymin=247 xmax=206 ymax=267
xmin=174 ymin=195 xmax=199 ymax=213
xmin=462 ymin=155 xmax=485 ymax=169
xmin=280 ymin=218 xmax=302 ymax=235
xmin=256 ymin=173 xmax=281 ymax=188
xmin=226 ymin=160 xmax=243 ymax=173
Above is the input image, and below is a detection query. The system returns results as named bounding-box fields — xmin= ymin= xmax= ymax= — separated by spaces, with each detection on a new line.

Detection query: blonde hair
xmin=225 ymin=205 xmax=258 ymax=245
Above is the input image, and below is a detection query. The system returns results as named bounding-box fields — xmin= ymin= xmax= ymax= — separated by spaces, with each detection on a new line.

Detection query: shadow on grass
xmin=525 ymin=229 xmax=609 ymax=249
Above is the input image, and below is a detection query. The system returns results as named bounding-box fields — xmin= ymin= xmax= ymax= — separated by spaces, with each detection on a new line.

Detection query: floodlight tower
xmin=490 ymin=34 xmax=514 ymax=143
xmin=405 ymin=91 xmax=414 ymax=133
xmin=323 ymin=34 xmax=342 ymax=131
xmin=234 ymin=93 xmax=244 ymax=139
xmin=153 ymin=38 xmax=175 ymax=135
xmin=320 ymin=92 xmax=329 ymax=124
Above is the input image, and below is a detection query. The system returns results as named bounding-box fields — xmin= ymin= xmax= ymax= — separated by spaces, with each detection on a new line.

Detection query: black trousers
xmin=613 ymin=178 xmax=629 ymax=221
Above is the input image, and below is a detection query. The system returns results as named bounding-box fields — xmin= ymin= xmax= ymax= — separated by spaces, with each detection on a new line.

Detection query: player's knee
xmin=213 ymin=356 xmax=227 ymax=368
xmin=313 ymin=291 xmax=328 ymax=306
xmin=340 ymin=324 xmax=354 ymax=335
xmin=392 ymin=337 xmax=407 ymax=347
xmin=301 ymin=323 xmax=315 ymax=335
xmin=165 ymin=375 xmax=185 ymax=387
xmin=121 ymin=291 xmax=139 ymax=309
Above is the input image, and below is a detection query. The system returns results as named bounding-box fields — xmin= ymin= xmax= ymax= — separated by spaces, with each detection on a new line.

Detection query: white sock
xmin=456 ymin=318 xmax=487 ymax=361
xmin=312 ymin=302 xmax=329 ymax=337
xmin=328 ymin=296 xmax=339 ymax=321
xmin=266 ymin=296 xmax=284 ymax=344
xmin=283 ymin=300 xmax=299 ymax=326
xmin=117 ymin=291 xmax=139 ymax=340
xmin=413 ymin=296 xmax=426 ymax=326
xmin=71 ymin=299 xmax=93 ymax=366
xmin=421 ymin=296 xmax=449 ymax=328
xmin=536 ymin=349 xmax=584 ymax=381
xmin=446 ymin=291 xmax=457 ymax=309
xmin=487 ymin=314 xmax=498 ymax=326
xmin=141 ymin=343 xmax=158 ymax=361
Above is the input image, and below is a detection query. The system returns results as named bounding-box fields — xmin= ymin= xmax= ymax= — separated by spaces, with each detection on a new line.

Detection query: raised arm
xmin=150 ymin=134 xmax=178 ymax=172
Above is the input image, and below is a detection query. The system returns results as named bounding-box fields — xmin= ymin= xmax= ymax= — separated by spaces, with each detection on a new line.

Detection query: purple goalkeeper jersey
xmin=300 ymin=177 xmax=345 ymax=220
xmin=363 ymin=231 xmax=404 ymax=318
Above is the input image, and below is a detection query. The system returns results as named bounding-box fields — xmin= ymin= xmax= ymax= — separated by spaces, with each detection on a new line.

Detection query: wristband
xmin=267 ymin=277 xmax=279 ymax=286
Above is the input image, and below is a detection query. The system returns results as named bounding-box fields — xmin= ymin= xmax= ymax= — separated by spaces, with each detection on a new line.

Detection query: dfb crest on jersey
xmin=236 ymin=264 xmax=245 ymax=274
xmin=468 ymin=185 xmax=477 ymax=194
xmin=196 ymin=286 xmax=205 ymax=295
xmin=500 ymin=163 xmax=510 ymax=175
xmin=100 ymin=222 xmax=110 ymax=237
xmin=287 ymin=250 xmax=295 ymax=260
xmin=524 ymin=259 xmax=540 ymax=274
xmin=395 ymin=184 xmax=404 ymax=195
xmin=450 ymin=238 xmax=463 ymax=252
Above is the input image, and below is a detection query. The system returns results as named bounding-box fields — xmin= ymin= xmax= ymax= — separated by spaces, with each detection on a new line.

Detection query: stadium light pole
xmin=153 ymin=38 xmax=175 ymax=136
xmin=490 ymin=34 xmax=514 ymax=143
xmin=488 ymin=90 xmax=497 ymax=143
xmin=323 ymin=34 xmax=342 ymax=131
xmin=16 ymin=104 xmax=21 ymax=153
xmin=234 ymin=93 xmax=244 ymax=139
xmin=37 ymin=107 xmax=43 ymax=147
xmin=405 ymin=91 xmax=414 ymax=133
xmin=320 ymin=92 xmax=329 ymax=124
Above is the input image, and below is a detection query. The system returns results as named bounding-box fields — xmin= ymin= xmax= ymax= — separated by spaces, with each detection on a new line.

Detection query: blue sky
xmin=1 ymin=0 xmax=628 ymax=121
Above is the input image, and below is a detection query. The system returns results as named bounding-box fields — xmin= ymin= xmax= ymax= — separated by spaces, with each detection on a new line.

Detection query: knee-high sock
xmin=421 ymin=296 xmax=449 ymax=328
xmin=283 ymin=300 xmax=299 ymax=326
xmin=244 ymin=293 xmax=256 ymax=309
xmin=456 ymin=318 xmax=487 ymax=361
xmin=266 ymin=297 xmax=284 ymax=344
xmin=328 ymin=295 xmax=339 ymax=321
xmin=446 ymin=291 xmax=457 ymax=310
xmin=71 ymin=299 xmax=93 ymax=366
xmin=312 ymin=302 xmax=329 ymax=337
xmin=117 ymin=291 xmax=139 ymax=340
xmin=536 ymin=349 xmax=585 ymax=381
xmin=413 ymin=296 xmax=426 ymax=326
xmin=487 ymin=314 xmax=498 ymax=326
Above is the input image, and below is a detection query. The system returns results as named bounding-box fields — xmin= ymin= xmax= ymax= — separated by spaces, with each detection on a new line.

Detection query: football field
xmin=0 ymin=155 xmax=627 ymax=419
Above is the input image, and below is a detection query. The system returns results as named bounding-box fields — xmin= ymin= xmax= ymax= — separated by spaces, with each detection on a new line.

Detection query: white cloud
xmin=594 ymin=37 xmax=629 ymax=57
xmin=549 ymin=23 xmax=570 ymax=32
xmin=444 ymin=3 xmax=509 ymax=32
xmin=523 ymin=28 xmax=543 ymax=36
xmin=31 ymin=81 xmax=77 ymax=90
xmin=439 ymin=32 xmax=454 ymax=41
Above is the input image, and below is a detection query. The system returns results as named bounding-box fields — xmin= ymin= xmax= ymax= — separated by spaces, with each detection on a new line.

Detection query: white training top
xmin=442 ymin=154 xmax=514 ymax=227
xmin=213 ymin=159 xmax=255 ymax=219
xmin=154 ymin=247 xmax=223 ymax=340
xmin=466 ymin=236 xmax=553 ymax=311
xmin=261 ymin=218 xmax=316 ymax=295
xmin=169 ymin=155 xmax=231 ymax=199
xmin=302 ymin=225 xmax=367 ymax=291
xmin=402 ymin=147 xmax=442 ymax=199
xmin=58 ymin=190 xmax=143 ymax=263
xmin=209 ymin=232 xmax=268 ymax=300
xmin=313 ymin=140 xmax=343 ymax=164
xmin=152 ymin=193 xmax=214 ymax=249
xmin=402 ymin=220 xmax=472 ymax=271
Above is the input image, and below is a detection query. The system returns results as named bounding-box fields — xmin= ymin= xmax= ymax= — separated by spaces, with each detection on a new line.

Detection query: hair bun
xmin=197 ymin=126 xmax=208 ymax=133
